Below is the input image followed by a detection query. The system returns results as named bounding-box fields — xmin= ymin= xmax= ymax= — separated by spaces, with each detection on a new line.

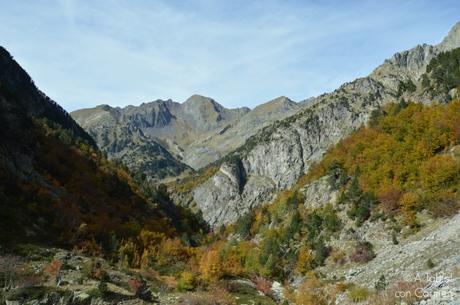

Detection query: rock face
xmin=188 ymin=21 xmax=460 ymax=227
xmin=371 ymin=21 xmax=460 ymax=101
xmin=300 ymin=176 xmax=338 ymax=210
xmin=71 ymin=95 xmax=300 ymax=178
xmin=193 ymin=78 xmax=391 ymax=227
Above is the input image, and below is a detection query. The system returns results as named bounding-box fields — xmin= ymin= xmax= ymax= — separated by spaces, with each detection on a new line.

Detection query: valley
xmin=1 ymin=18 xmax=460 ymax=305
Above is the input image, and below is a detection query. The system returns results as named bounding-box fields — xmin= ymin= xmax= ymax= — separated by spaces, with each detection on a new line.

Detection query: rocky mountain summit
xmin=183 ymin=21 xmax=460 ymax=227
xmin=371 ymin=21 xmax=460 ymax=98
xmin=71 ymin=94 xmax=299 ymax=179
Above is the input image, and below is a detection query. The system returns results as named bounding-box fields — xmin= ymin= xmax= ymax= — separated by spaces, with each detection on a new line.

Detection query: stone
xmin=271 ymin=281 xmax=284 ymax=301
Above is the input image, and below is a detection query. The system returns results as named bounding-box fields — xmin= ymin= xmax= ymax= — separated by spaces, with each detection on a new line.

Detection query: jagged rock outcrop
xmin=188 ymin=21 xmax=460 ymax=227
xmin=371 ymin=21 xmax=460 ymax=101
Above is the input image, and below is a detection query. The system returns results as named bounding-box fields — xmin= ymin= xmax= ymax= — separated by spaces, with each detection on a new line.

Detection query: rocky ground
xmin=0 ymin=246 xmax=277 ymax=305
xmin=324 ymin=213 xmax=460 ymax=305
xmin=296 ymin=174 xmax=460 ymax=305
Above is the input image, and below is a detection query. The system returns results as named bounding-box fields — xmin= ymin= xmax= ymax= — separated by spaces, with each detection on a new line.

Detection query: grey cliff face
xmin=189 ymin=22 xmax=460 ymax=227
xmin=193 ymin=78 xmax=392 ymax=227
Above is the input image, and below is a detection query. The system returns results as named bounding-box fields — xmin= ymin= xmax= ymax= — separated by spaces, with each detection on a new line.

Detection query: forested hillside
xmin=195 ymin=99 xmax=460 ymax=275
xmin=0 ymin=46 xmax=206 ymax=255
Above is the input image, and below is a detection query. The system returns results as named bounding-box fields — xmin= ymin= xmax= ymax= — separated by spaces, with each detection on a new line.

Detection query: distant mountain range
xmin=71 ymin=94 xmax=300 ymax=180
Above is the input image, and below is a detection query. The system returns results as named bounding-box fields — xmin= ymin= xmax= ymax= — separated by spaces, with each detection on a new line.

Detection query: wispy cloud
xmin=0 ymin=0 xmax=459 ymax=110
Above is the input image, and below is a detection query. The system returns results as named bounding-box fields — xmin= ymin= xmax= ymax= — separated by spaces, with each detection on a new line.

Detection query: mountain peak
xmin=271 ymin=95 xmax=295 ymax=104
xmin=246 ymin=95 xmax=298 ymax=118
xmin=183 ymin=94 xmax=224 ymax=110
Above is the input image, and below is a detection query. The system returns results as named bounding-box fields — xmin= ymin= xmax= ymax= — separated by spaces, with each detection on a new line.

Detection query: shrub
xmin=295 ymin=274 xmax=335 ymax=305
xmin=330 ymin=249 xmax=347 ymax=266
xmin=177 ymin=271 xmax=195 ymax=292
xmin=295 ymin=247 xmax=314 ymax=275
xmin=425 ymin=191 xmax=459 ymax=217
xmin=177 ymin=287 xmax=236 ymax=305
xmin=0 ymin=255 xmax=43 ymax=290
xmin=347 ymin=285 xmax=369 ymax=302
xmin=74 ymin=239 xmax=104 ymax=257
xmin=43 ymin=259 xmax=62 ymax=285
xmin=254 ymin=276 xmax=272 ymax=294
xmin=128 ymin=278 xmax=144 ymax=296
xmin=81 ymin=259 xmax=108 ymax=281
xmin=426 ymin=258 xmax=435 ymax=269
xmin=377 ymin=185 xmax=401 ymax=213
xmin=374 ymin=275 xmax=388 ymax=291
xmin=97 ymin=280 xmax=108 ymax=296
xmin=391 ymin=231 xmax=399 ymax=245
xmin=87 ymin=287 xmax=104 ymax=299
xmin=128 ymin=277 xmax=151 ymax=301
xmin=350 ymin=241 xmax=375 ymax=263
xmin=394 ymin=281 xmax=426 ymax=305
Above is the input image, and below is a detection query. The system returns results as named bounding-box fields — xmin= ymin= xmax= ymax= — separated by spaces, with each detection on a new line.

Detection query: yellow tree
xmin=199 ymin=249 xmax=222 ymax=282
xmin=295 ymin=273 xmax=335 ymax=305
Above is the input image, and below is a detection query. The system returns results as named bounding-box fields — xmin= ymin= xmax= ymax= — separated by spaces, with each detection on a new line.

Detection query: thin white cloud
xmin=0 ymin=0 xmax=458 ymax=111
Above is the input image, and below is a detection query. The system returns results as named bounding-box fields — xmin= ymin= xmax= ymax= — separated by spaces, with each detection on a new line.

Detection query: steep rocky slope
xmin=183 ymin=21 xmax=460 ymax=227
xmin=0 ymin=47 xmax=95 ymax=147
xmin=71 ymin=94 xmax=300 ymax=176
xmin=292 ymin=173 xmax=460 ymax=305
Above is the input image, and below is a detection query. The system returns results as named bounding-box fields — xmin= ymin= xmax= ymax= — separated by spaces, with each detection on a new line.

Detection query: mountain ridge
xmin=71 ymin=93 xmax=300 ymax=176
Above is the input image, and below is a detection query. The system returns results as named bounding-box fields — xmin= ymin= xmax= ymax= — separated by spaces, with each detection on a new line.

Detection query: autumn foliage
xmin=310 ymin=101 xmax=460 ymax=223
xmin=43 ymin=259 xmax=62 ymax=283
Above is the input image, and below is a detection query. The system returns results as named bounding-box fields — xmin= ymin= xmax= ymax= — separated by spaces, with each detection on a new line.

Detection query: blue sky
xmin=1 ymin=1 xmax=459 ymax=111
